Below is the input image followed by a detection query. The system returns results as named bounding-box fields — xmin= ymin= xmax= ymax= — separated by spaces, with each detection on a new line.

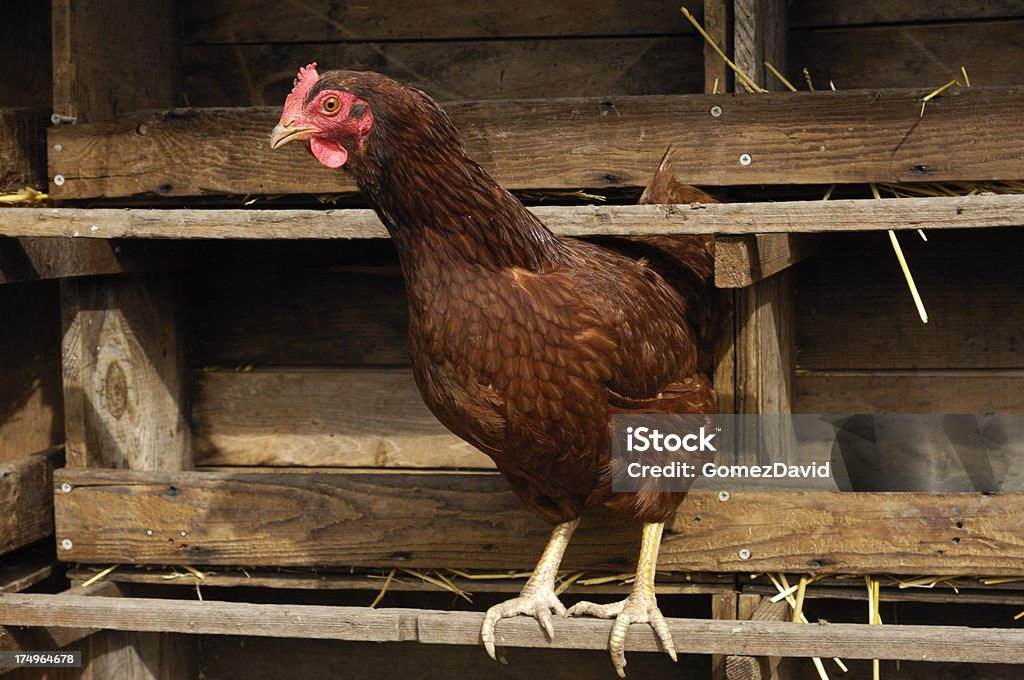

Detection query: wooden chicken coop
xmin=2 ymin=0 xmax=1024 ymax=678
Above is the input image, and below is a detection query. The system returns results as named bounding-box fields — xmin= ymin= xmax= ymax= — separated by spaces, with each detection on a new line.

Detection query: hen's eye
xmin=322 ymin=96 xmax=341 ymax=114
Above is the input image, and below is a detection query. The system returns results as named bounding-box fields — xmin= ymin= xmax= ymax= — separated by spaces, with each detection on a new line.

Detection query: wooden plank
xmin=47 ymin=87 xmax=1024 ymax=199
xmin=796 ymin=230 xmax=1024 ymax=370
xmin=790 ymin=22 xmax=1024 ymax=90
xmin=0 ymin=282 xmax=63 ymax=462
xmin=789 ymin=1 xmax=1024 ymax=27
xmin=0 ymin=582 xmax=120 ymax=657
xmin=200 ymin=635 xmax=704 ymax=680
xmin=5 ymin=194 xmax=1024 ymax=240
xmin=703 ymin=0 xmax=731 ymax=93
xmin=193 ymin=369 xmax=492 ymax=468
xmin=53 ymin=468 xmax=1024 ymax=575
xmin=0 ymin=239 xmax=186 ymax=285
xmin=51 ymin=0 xmax=180 ymax=122
xmin=715 ymin=234 xmax=819 ymax=287
xmin=794 ymin=372 xmax=1024 ymax=413
xmin=182 ymin=0 xmax=703 ymax=43
xmin=3 ymin=593 xmax=1024 ymax=663
xmin=183 ymin=37 xmax=703 ymax=107
xmin=0 ymin=451 xmax=56 ymax=555
xmin=0 ymin=109 xmax=47 ymax=192
xmin=0 ymin=550 xmax=55 ymax=594
xmin=60 ymin=274 xmax=192 ymax=469
xmin=190 ymin=266 xmax=409 ymax=366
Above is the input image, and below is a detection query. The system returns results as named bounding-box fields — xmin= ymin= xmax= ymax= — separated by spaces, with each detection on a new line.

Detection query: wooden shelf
xmin=2 ymin=194 xmax=1022 ymax=240
xmin=1 ymin=591 xmax=1022 ymax=663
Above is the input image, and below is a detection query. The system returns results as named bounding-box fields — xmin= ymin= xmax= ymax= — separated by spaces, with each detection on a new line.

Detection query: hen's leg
xmin=566 ymin=521 xmax=675 ymax=677
xmin=481 ymin=517 xmax=580 ymax=660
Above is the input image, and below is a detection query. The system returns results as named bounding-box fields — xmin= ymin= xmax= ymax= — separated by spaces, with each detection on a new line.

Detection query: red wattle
xmin=309 ymin=138 xmax=349 ymax=169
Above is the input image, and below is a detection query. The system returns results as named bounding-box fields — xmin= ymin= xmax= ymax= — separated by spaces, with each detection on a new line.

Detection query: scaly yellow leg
xmin=481 ymin=518 xmax=580 ymax=660
xmin=566 ymin=521 xmax=676 ymax=677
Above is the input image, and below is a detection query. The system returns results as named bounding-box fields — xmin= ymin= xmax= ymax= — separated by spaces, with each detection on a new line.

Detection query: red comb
xmin=292 ymin=62 xmax=319 ymax=92
xmin=282 ymin=62 xmax=321 ymax=119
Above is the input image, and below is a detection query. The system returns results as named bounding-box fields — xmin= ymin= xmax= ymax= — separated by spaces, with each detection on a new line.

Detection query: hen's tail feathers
xmin=595 ymin=149 xmax=729 ymax=373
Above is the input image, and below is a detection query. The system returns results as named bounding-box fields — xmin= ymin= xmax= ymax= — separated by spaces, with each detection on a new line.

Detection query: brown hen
xmin=271 ymin=65 xmax=721 ymax=676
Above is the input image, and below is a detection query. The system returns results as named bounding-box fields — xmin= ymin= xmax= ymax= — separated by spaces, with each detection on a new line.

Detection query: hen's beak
xmin=270 ymin=122 xmax=317 ymax=149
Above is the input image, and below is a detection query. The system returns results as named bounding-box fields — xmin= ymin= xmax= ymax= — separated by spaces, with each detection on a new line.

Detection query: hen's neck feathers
xmin=347 ymin=87 xmax=568 ymax=274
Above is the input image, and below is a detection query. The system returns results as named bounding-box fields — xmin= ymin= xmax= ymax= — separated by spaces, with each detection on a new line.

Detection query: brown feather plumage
xmin=288 ymin=71 xmax=722 ymax=526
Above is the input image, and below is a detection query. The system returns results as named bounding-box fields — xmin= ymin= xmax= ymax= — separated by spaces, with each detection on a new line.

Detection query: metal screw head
xmin=53 ymin=143 xmax=63 ymax=152
xmin=738 ymin=548 xmax=752 ymax=560
xmin=60 ymin=482 xmax=72 ymax=494
xmin=710 ymin=105 xmax=723 ymax=118
xmin=718 ymin=490 xmax=730 ymax=502
xmin=53 ymin=175 xmax=65 ymax=186
xmin=146 ymin=529 xmax=154 ymax=536
xmin=60 ymin=538 xmax=73 ymax=550
xmin=180 ymin=531 xmax=188 ymax=537
xmin=739 ymin=153 xmax=752 ymax=166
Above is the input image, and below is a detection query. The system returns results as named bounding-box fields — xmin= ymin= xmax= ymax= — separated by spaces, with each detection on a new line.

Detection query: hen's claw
xmin=481 ymin=589 xmax=567 ymax=660
xmin=566 ymin=593 xmax=677 ymax=677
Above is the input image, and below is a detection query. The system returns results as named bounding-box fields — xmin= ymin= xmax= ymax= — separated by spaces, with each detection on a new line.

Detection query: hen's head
xmin=269 ymin=63 xmax=376 ymax=169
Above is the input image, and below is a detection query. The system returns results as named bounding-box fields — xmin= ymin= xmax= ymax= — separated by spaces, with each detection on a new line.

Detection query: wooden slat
xmin=51 ymin=0 xmax=180 ymax=122
xmin=796 ymin=230 xmax=1024 ymax=370
xmin=790 ymin=22 xmax=1024 ymax=91
xmin=60 ymin=274 xmax=192 ymax=469
xmin=0 ymin=582 xmax=120 ymax=655
xmin=47 ymin=87 xmax=1024 ymax=199
xmin=193 ymin=369 xmax=492 ymax=468
xmin=0 ymin=109 xmax=47 ymax=192
xmin=714 ymin=234 xmax=819 ymax=287
xmin=794 ymin=371 xmax=1024 ymax=413
xmin=182 ymin=0 xmax=702 ymax=43
xmin=0 ymin=451 xmax=55 ymax=556
xmin=789 ymin=0 xmax=1024 ymax=27
xmin=190 ymin=266 xmax=408 ymax=366
xmin=0 ymin=282 xmax=62 ymax=462
xmin=4 ymin=194 xmax=1024 ymax=241
xmin=3 ymin=592 xmax=1024 ymax=663
xmin=183 ymin=37 xmax=702 ymax=107
xmin=53 ymin=468 xmax=1024 ymax=575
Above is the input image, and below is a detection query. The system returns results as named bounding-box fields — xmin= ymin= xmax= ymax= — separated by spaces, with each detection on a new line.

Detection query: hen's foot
xmin=566 ymin=591 xmax=676 ymax=677
xmin=481 ymin=587 xmax=567 ymax=660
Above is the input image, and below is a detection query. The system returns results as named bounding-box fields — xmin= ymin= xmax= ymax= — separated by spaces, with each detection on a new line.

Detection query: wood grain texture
xmin=0 ymin=109 xmax=47 ymax=192
xmin=0 ymin=3 xmax=50 ymax=110
xmin=51 ymin=0 xmax=180 ymax=122
xmin=0 ymin=239 xmax=191 ymax=284
xmin=3 ymin=592 xmax=1024 ymax=662
xmin=789 ymin=0 xmax=1024 ymax=27
xmin=190 ymin=266 xmax=409 ymax=366
xmin=0 ymin=582 xmax=120 ymax=658
xmin=5 ymin=194 xmax=1024 ymax=240
xmin=60 ymin=275 xmax=192 ymax=470
xmin=714 ymin=234 xmax=819 ymax=287
xmin=47 ymin=87 xmax=1024 ymax=199
xmin=0 ymin=451 xmax=55 ymax=556
xmin=193 ymin=369 xmax=493 ymax=468
xmin=0 ymin=282 xmax=63 ymax=462
xmin=53 ymin=468 xmax=1024 ymax=575
xmin=790 ymin=22 xmax=1024 ymax=90
xmin=794 ymin=372 xmax=1024 ymax=413
xmin=795 ymin=230 xmax=1024 ymax=370
xmin=182 ymin=0 xmax=703 ymax=42
xmin=183 ymin=37 xmax=703 ymax=106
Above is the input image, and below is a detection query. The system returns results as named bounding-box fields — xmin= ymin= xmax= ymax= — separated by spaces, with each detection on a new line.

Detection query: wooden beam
xmin=47 ymin=87 xmax=1024 ymax=199
xmin=3 ymin=194 xmax=1024 ymax=240
xmin=714 ymin=234 xmax=819 ymax=287
xmin=53 ymin=468 xmax=1024 ymax=575
xmin=0 ymin=451 xmax=57 ymax=556
xmin=2 ymin=593 xmax=1023 ymax=663
xmin=60 ymin=275 xmax=192 ymax=469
